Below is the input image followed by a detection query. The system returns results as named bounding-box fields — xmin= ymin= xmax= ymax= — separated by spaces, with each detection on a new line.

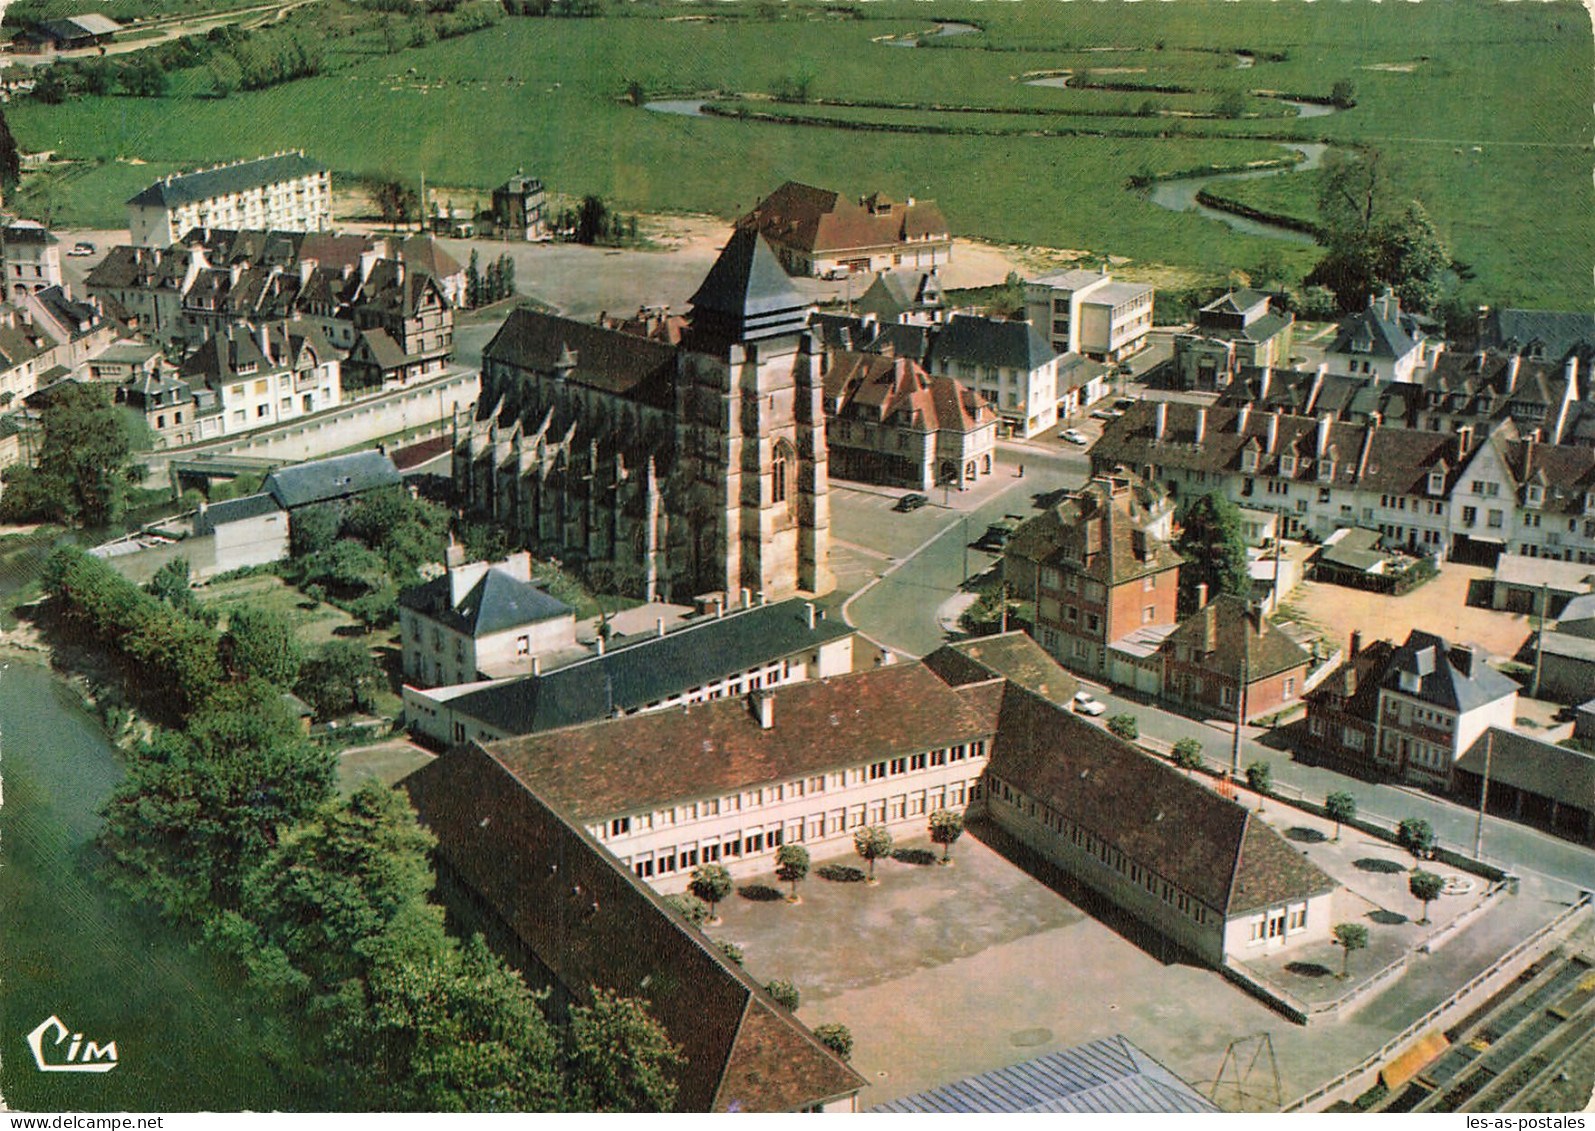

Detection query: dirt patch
xmin=1360 ymin=61 xmax=1423 ymax=73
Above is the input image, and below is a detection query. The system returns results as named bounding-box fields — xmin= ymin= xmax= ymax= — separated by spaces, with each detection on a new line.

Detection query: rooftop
xmin=127 ymin=152 xmax=328 ymax=211
xmin=263 ymin=450 xmax=401 ymax=509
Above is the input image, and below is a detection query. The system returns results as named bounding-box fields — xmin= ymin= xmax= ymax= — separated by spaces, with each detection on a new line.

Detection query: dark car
xmin=894 ymin=493 xmax=928 ymax=513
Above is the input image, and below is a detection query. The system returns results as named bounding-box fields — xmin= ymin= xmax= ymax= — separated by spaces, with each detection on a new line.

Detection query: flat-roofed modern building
xmin=127 ymin=153 xmax=332 ymax=248
xmin=1025 ymin=269 xmax=1155 ymax=363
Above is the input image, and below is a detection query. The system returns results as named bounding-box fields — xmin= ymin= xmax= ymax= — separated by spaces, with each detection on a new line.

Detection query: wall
xmin=95 ymin=511 xmax=289 ymax=585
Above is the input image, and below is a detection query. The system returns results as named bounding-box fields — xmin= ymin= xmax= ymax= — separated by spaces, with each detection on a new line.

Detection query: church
xmin=453 ymin=228 xmax=833 ymax=603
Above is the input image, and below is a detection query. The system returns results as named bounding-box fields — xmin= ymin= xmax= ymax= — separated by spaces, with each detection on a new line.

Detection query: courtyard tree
xmin=1325 ymin=791 xmax=1357 ymax=841
xmin=854 ymin=826 xmax=894 ymax=883
xmin=297 ymin=639 xmax=383 ymax=718
xmin=689 ymin=863 xmax=733 ymax=923
xmin=1171 ymin=738 xmax=1205 ymax=776
xmin=1397 ymin=817 xmax=1436 ymax=862
xmin=1106 ymin=714 xmax=1139 ymax=741
xmin=774 ymin=844 xmax=810 ymax=903
xmin=223 ymin=605 xmax=303 ymax=689
xmin=1174 ymin=493 xmax=1250 ymax=614
xmin=0 ymin=107 xmax=20 ymax=194
xmin=664 ymin=893 xmax=709 ymax=925
xmin=813 ymin=1023 xmax=853 ymax=1062
xmin=716 ymin=939 xmax=744 ymax=967
xmin=575 ymin=194 xmax=610 ymax=245
xmin=565 ymin=986 xmax=684 ymax=1113
xmin=764 ymin=979 xmax=800 ymax=1011
xmin=1245 ymin=760 xmax=1273 ymax=809
xmin=1409 ymin=869 xmax=1444 ymax=925
xmin=1333 ymin=922 xmax=1368 ymax=980
xmin=928 ymin=808 xmax=965 ymax=864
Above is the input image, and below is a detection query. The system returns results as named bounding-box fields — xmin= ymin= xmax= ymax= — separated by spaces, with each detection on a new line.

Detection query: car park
xmin=894 ymin=493 xmax=928 ymax=513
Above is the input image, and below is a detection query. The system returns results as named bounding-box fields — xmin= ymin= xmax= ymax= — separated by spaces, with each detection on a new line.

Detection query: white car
xmin=1062 ymin=428 xmax=1088 ymax=445
xmin=1072 ymin=691 xmax=1106 ymax=716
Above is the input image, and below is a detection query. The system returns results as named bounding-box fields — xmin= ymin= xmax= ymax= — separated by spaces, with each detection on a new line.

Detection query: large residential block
xmin=927 ymin=313 xmax=1060 ymax=438
xmin=126 ymin=153 xmax=332 ymax=248
xmin=1025 ymin=268 xmax=1154 ymax=363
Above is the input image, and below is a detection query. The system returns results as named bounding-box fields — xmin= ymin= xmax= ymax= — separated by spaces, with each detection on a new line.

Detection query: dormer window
xmin=1319 ymin=460 xmax=1336 ymax=482
xmin=1526 ymin=484 xmax=1544 ymax=508
xmin=1399 ymin=671 xmax=1420 ymax=694
xmin=1427 ymin=469 xmax=1445 ymax=495
xmin=1280 ymin=454 xmax=1297 ymax=476
xmin=1242 ymin=447 xmax=1259 ymax=472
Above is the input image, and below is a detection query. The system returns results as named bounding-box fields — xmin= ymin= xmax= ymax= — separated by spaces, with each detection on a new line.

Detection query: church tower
xmin=681 ymin=228 xmax=833 ymax=599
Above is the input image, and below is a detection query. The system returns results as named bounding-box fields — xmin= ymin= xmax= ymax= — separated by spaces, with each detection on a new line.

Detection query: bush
xmin=813 ymin=1023 xmax=853 ymax=1061
xmin=764 ymin=979 xmax=800 ymax=1011
xmin=1106 ymin=714 xmax=1139 ymax=741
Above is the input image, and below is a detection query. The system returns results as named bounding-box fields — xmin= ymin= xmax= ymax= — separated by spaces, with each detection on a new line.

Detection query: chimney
xmin=596 ymin=634 xmax=606 ymax=655
xmin=750 ymin=690 xmax=775 ymax=730
xmin=1350 ymin=629 xmax=1362 ymax=658
xmin=258 ymin=322 xmax=271 ymax=363
xmin=1196 ymin=582 xmax=1209 ymax=610
xmin=532 ymin=654 xmax=541 ymax=676
xmin=1154 ymin=401 xmax=1168 ymax=441
xmin=805 ymin=601 xmax=816 ymax=630
xmin=1259 ymin=365 xmax=1272 ymax=401
xmin=1507 ymin=354 xmax=1521 ymax=393
xmin=742 ymin=587 xmax=752 ymax=608
xmin=1203 ymin=604 xmax=1217 ymax=654
xmin=1194 ymin=406 xmax=1206 ymax=445
xmin=656 ymin=617 xmax=666 ymax=638
xmin=1267 ymin=409 xmax=1281 ymax=453
xmin=715 ymin=597 xmax=725 ymax=618
xmin=1456 ymin=424 xmax=1474 ymax=462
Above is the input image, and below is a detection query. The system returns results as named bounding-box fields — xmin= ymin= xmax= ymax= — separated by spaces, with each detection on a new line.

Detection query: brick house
xmin=1160 ymin=594 xmax=1311 ymax=721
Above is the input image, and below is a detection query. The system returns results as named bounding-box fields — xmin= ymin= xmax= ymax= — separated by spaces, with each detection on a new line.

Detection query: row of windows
xmin=603 ymin=746 xmax=985 ymax=841
xmin=1247 ymin=905 xmax=1309 ymax=943
xmin=988 ymin=776 xmax=1209 ymax=926
xmin=622 ymin=782 xmax=979 ymax=877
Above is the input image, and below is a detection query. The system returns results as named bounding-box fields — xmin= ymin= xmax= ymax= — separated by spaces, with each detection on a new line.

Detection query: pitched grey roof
xmin=1455 ymin=728 xmax=1595 ymax=810
xmin=263 ymin=450 xmax=400 ymax=509
xmin=193 ymin=492 xmax=282 ymax=535
xmin=873 ymin=1036 xmax=1219 ymax=1114
xmin=929 ymin=314 xmax=1057 ymax=372
xmin=1202 ymin=288 xmax=1272 ymax=315
xmin=689 ymin=228 xmax=810 ymax=324
xmin=1382 ymin=630 xmax=1519 ymax=712
xmin=1483 ymin=309 xmax=1595 ymax=361
xmin=127 ymin=153 xmax=328 ymax=210
xmin=445 ymin=598 xmax=853 ymax=736
xmin=1329 ymin=298 xmax=1418 ymax=360
xmin=399 ymin=568 xmax=572 ymax=638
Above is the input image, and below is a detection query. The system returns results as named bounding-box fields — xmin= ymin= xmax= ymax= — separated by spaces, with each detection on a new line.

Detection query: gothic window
xmin=772 ymin=439 xmax=796 ymax=508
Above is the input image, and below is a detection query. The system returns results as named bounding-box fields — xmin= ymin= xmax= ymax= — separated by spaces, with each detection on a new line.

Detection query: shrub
xmin=1106 ymin=714 xmax=1139 ymax=740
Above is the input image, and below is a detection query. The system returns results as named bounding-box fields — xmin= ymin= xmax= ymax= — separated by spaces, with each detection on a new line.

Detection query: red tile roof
xmin=740 ymin=181 xmax=950 ymax=258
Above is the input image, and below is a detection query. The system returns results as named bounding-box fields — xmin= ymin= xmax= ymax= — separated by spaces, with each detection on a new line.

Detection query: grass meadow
xmin=10 ymin=0 xmax=1591 ymax=307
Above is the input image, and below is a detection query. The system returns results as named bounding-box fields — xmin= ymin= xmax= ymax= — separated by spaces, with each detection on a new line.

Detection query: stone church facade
xmin=454 ymin=229 xmax=833 ymax=603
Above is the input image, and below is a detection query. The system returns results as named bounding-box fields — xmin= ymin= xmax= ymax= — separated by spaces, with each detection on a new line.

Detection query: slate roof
xmin=479 ymin=662 xmax=988 ymax=821
xmin=402 ymin=745 xmax=866 ymax=1112
xmin=1162 ymin=595 xmax=1311 ymax=680
xmin=687 ymin=227 xmax=811 ymax=343
xmin=1202 ymin=289 xmax=1273 ymax=316
xmin=1536 ymin=631 xmax=1595 ymax=663
xmin=928 ymin=313 xmax=1057 ymax=373
xmin=444 ymin=598 xmax=855 ymax=736
xmin=398 ymin=234 xmax=463 ymax=280
xmin=1328 ymin=294 xmax=1421 ymax=361
xmin=1455 ymin=728 xmax=1595 ymax=810
xmin=1004 ymin=473 xmax=1182 ymax=588
xmin=263 ymin=450 xmax=401 ymax=508
xmin=3 ymin=221 xmax=55 ymax=245
xmin=127 ymin=153 xmax=328 ymax=210
xmin=483 ymin=308 xmax=680 ymax=410
xmin=398 ymin=568 xmax=572 ymax=638
xmin=193 ymin=492 xmax=282 ymax=535
xmin=856 ymin=269 xmax=942 ymax=320
xmin=1482 ymin=309 xmax=1595 ymax=362
xmin=873 ymin=1035 xmax=1219 ymax=1114
xmin=1382 ymin=630 xmax=1519 ymax=713
xmin=923 ymin=631 xmax=1080 ymax=709
xmin=985 ymin=685 xmax=1335 ymax=917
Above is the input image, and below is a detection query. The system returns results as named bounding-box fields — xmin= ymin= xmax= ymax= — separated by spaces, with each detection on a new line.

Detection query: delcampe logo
xmin=27 ymin=1015 xmax=119 ymax=1073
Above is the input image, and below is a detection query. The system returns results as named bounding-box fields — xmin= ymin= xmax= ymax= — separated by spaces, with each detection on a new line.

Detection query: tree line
xmin=466 ymin=249 xmax=517 ymax=307
xmin=42 ymin=543 xmax=685 ymax=1111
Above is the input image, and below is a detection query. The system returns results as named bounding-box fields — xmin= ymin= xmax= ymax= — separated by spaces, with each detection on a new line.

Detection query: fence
xmin=1279 ymin=893 xmax=1592 ymax=1112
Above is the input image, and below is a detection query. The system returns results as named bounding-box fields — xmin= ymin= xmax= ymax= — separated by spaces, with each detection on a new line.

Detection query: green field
xmin=10 ymin=0 xmax=1592 ymax=307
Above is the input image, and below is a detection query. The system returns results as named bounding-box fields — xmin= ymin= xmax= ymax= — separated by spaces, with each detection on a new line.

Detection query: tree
xmin=1372 ymin=201 xmax=1449 ymax=314
xmin=1332 ymin=922 xmax=1368 ymax=979
xmin=303 ymin=538 xmax=389 ymax=597
xmin=774 ymin=844 xmax=809 ymax=902
xmin=689 ymin=863 xmax=732 ymax=923
xmin=1245 ymin=760 xmax=1273 ymax=808
xmin=290 ymin=503 xmax=342 ymax=559
xmin=812 ymin=1023 xmax=853 ymax=1061
xmin=664 ymin=892 xmax=710 ymax=924
xmin=371 ymin=176 xmax=419 ymax=228
xmin=0 ymin=383 xmax=141 ymax=528
xmin=146 ymin=557 xmax=197 ymax=611
xmin=497 ymin=254 xmax=516 ymax=298
xmin=575 ymin=194 xmax=609 ymax=245
xmin=1171 ymin=738 xmax=1205 ymax=776
xmin=1329 ymin=78 xmax=1356 ymax=108
xmin=1213 ymin=90 xmax=1247 ymax=119
xmin=298 ymin=639 xmax=383 ymax=718
xmin=0 ymin=107 xmax=21 ymax=194
xmin=1106 ymin=714 xmax=1139 ymax=741
xmin=1409 ymin=869 xmax=1443 ymax=925
xmin=565 ymin=987 xmax=684 ymax=1113
xmin=1397 ymin=817 xmax=1436 ymax=862
xmin=764 ymin=979 xmax=800 ymax=1011
xmin=1175 ymin=493 xmax=1250 ymax=614
xmin=928 ymin=809 xmax=964 ymax=863
xmin=1324 ymin=791 xmax=1357 ymax=841
xmin=224 ymin=605 xmax=303 ymax=689
xmin=853 ymin=826 xmax=893 ymax=883
xmin=122 ymin=57 xmax=168 ymax=98
xmin=466 ymin=249 xmax=482 ymax=308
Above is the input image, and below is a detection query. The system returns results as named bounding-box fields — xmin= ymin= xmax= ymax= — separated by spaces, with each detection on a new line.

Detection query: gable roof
xmin=874 ymin=1035 xmax=1219 ymax=1114
xmin=1382 ymin=630 xmax=1519 ymax=712
xmin=739 ymin=180 xmax=949 ymax=258
xmin=1455 ymin=728 xmax=1595 ymax=809
xmin=480 ymin=662 xmax=992 ymax=821
xmin=128 ymin=153 xmax=328 ymax=210
xmin=1482 ymin=308 xmax=1595 ymax=362
xmin=1328 ymin=295 xmax=1420 ymax=361
xmin=193 ymin=492 xmax=282 ymax=535
xmin=263 ymin=450 xmax=401 ymax=508
xmin=444 ymin=598 xmax=855 ymax=737
xmin=402 ymin=745 xmax=866 ymax=1112
xmin=399 ymin=567 xmax=572 ymax=638
xmin=483 ymin=308 xmax=680 ymax=410
xmin=1004 ymin=473 xmax=1182 ymax=588
xmin=1162 ymin=595 xmax=1311 ymax=680
xmin=985 ymin=686 xmax=1334 ymax=917
xmin=924 ymin=632 xmax=1079 ymax=709
xmin=929 ymin=314 xmax=1057 ymax=373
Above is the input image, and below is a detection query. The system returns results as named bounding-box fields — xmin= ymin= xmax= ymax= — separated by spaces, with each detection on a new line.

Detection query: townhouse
xmin=171 ymin=321 xmax=341 ymax=442
xmin=1451 ymin=433 xmax=1595 ymax=565
xmin=1322 ymin=291 xmax=1440 ymax=384
xmin=927 ymin=313 xmax=1059 ymax=438
xmin=822 ymin=350 xmax=997 ymax=490
xmin=2 ymin=221 xmax=63 ymax=301
xmin=1160 ymin=593 xmax=1311 ymax=721
xmin=1024 ymin=268 xmax=1155 ymax=363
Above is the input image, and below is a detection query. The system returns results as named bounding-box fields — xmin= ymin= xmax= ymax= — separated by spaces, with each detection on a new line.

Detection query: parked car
xmin=1112 ymin=397 xmax=1138 ymax=411
xmin=894 ymin=493 xmax=928 ymax=513
xmin=977 ymin=515 xmax=1025 ymax=549
xmin=1089 ymin=409 xmax=1120 ymax=422
xmin=1062 ymin=428 xmax=1089 ymax=445
xmin=1072 ymin=692 xmax=1107 ymax=717
xmin=69 ymin=242 xmax=96 ymax=257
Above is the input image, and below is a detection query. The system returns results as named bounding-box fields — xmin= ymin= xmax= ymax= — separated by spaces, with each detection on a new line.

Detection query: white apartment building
xmin=398 ymin=548 xmax=577 ymax=688
xmin=2 ymin=221 xmax=62 ymax=301
xmin=126 ymin=153 xmax=332 ymax=249
xmin=1452 ymin=433 xmax=1595 ymax=565
xmin=1025 ymin=269 xmax=1155 ymax=363
xmin=928 ymin=313 xmax=1060 ymax=438
xmin=1373 ymin=631 xmax=1520 ymax=788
